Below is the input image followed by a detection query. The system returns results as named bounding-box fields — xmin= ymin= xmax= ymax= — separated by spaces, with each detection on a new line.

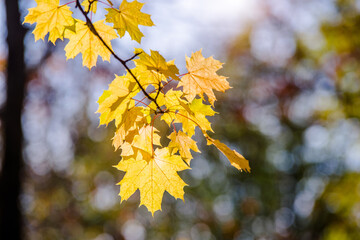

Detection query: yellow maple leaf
xmin=64 ymin=19 xmax=117 ymax=69
xmin=114 ymin=121 xmax=158 ymax=160
xmin=105 ymin=0 xmax=154 ymax=43
xmin=132 ymin=125 xmax=161 ymax=157
xmin=180 ymin=50 xmax=231 ymax=106
xmin=168 ymin=131 xmax=200 ymax=165
xmin=113 ymin=127 xmax=134 ymax=151
xmin=120 ymin=142 xmax=134 ymax=156
xmin=112 ymin=106 xmax=148 ymax=150
xmin=206 ymin=136 xmax=250 ymax=172
xmin=149 ymin=89 xmax=183 ymax=122
xmin=174 ymin=98 xmax=216 ymax=137
xmin=154 ymin=89 xmax=183 ymax=110
xmin=115 ymin=148 xmax=190 ymax=215
xmin=81 ymin=0 xmax=98 ymax=13
xmin=97 ymin=74 xmax=140 ymax=126
xmin=23 ymin=0 xmax=75 ymax=44
xmin=133 ymin=49 xmax=179 ymax=87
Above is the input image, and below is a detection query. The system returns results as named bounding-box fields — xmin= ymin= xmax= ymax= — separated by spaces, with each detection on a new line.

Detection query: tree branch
xmin=75 ymin=0 xmax=164 ymax=113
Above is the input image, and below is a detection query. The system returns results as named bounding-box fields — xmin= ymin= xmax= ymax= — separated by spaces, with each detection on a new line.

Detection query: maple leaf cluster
xmin=24 ymin=0 xmax=153 ymax=69
xmin=24 ymin=0 xmax=250 ymax=215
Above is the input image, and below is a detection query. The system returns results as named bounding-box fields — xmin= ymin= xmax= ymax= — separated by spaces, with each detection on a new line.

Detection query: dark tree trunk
xmin=0 ymin=0 xmax=26 ymax=239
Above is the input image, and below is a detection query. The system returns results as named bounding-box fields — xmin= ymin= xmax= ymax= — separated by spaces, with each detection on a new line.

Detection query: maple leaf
xmin=115 ymin=148 xmax=190 ymax=215
xmin=135 ymin=49 xmax=179 ymax=80
xmin=97 ymin=74 xmax=140 ymax=126
xmin=105 ymin=0 xmax=154 ymax=43
xmin=120 ymin=142 xmax=135 ymax=157
xmin=132 ymin=125 xmax=161 ymax=157
xmin=174 ymin=98 xmax=216 ymax=137
xmin=133 ymin=49 xmax=179 ymax=87
xmin=23 ymin=0 xmax=75 ymax=44
xmin=81 ymin=0 xmax=98 ymax=13
xmin=149 ymin=89 xmax=183 ymax=122
xmin=148 ymin=89 xmax=186 ymax=127
xmin=154 ymin=89 xmax=183 ymax=110
xmin=206 ymin=136 xmax=250 ymax=172
xmin=112 ymin=106 xmax=149 ymax=150
xmin=179 ymin=50 xmax=230 ymax=106
xmin=64 ymin=19 xmax=117 ymax=69
xmin=168 ymin=131 xmax=200 ymax=165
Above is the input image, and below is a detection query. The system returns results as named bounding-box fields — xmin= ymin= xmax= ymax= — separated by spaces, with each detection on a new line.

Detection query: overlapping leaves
xmin=97 ymin=49 xmax=250 ymax=215
xmin=24 ymin=0 xmax=250 ymax=216
xmin=23 ymin=0 xmax=153 ymax=69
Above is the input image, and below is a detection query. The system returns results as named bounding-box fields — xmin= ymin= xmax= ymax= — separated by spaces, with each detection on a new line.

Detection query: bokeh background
xmin=1 ymin=0 xmax=360 ymax=239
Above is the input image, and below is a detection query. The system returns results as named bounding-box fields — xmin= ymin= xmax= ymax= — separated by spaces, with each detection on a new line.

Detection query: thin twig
xmin=124 ymin=52 xmax=142 ymax=63
xmin=75 ymin=0 xmax=164 ymax=112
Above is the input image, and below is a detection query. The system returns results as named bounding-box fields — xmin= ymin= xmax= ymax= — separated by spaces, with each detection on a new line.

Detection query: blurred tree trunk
xmin=0 ymin=0 xmax=26 ymax=239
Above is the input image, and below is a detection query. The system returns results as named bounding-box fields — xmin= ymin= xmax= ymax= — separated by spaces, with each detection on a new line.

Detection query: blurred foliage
xmin=1 ymin=0 xmax=360 ymax=239
xmin=311 ymin=173 xmax=360 ymax=240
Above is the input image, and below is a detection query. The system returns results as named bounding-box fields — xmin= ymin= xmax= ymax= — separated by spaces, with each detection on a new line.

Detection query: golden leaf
xmin=149 ymin=89 xmax=183 ymax=122
xmin=97 ymin=74 xmax=139 ymax=126
xmin=133 ymin=49 xmax=179 ymax=87
xmin=168 ymin=131 xmax=200 ymax=165
xmin=180 ymin=50 xmax=230 ymax=106
xmin=105 ymin=0 xmax=154 ymax=43
xmin=206 ymin=136 xmax=250 ymax=172
xmin=23 ymin=0 xmax=75 ymax=44
xmin=112 ymin=106 xmax=148 ymax=150
xmin=116 ymin=148 xmax=189 ymax=215
xmin=174 ymin=98 xmax=216 ymax=137
xmin=132 ymin=125 xmax=161 ymax=157
xmin=64 ymin=19 xmax=117 ymax=69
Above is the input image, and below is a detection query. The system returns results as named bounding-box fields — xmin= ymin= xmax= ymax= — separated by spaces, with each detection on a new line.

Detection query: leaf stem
xmin=168 ymin=110 xmax=205 ymax=134
xmin=178 ymin=72 xmax=189 ymax=77
xmin=172 ymin=121 xmax=177 ymax=134
xmin=132 ymin=98 xmax=156 ymax=112
xmin=164 ymin=79 xmax=174 ymax=86
xmin=97 ymin=0 xmax=114 ymax=8
xmin=61 ymin=1 xmax=76 ymax=7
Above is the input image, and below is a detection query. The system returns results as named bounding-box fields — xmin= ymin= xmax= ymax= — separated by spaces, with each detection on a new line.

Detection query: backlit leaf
xmin=168 ymin=131 xmax=200 ymax=165
xmin=23 ymin=0 xmax=75 ymax=44
xmin=97 ymin=74 xmax=140 ymax=126
xmin=175 ymin=98 xmax=216 ymax=137
xmin=64 ymin=19 xmax=117 ymax=69
xmin=133 ymin=49 xmax=179 ymax=86
xmin=115 ymin=148 xmax=190 ymax=215
xmin=105 ymin=0 xmax=154 ymax=43
xmin=206 ymin=136 xmax=250 ymax=172
xmin=180 ymin=50 xmax=230 ymax=106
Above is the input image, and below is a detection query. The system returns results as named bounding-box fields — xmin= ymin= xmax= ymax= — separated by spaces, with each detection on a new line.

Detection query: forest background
xmin=1 ymin=0 xmax=360 ymax=239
